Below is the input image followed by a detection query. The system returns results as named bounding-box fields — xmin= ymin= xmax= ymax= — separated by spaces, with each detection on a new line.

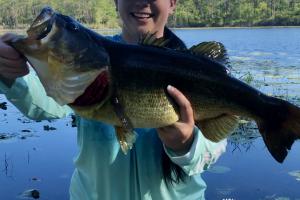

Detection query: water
xmin=0 ymin=102 xmax=77 ymax=199
xmin=1 ymin=27 xmax=300 ymax=199
xmin=175 ymin=27 xmax=300 ymax=200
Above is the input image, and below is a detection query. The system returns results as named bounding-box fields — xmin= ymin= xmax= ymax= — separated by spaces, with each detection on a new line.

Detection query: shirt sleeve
xmin=0 ymin=70 xmax=73 ymax=120
xmin=163 ymin=126 xmax=227 ymax=176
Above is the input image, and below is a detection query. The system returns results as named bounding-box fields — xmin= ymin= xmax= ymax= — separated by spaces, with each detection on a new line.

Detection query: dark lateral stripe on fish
xmin=70 ymin=71 xmax=109 ymax=106
xmin=10 ymin=6 xmax=300 ymax=165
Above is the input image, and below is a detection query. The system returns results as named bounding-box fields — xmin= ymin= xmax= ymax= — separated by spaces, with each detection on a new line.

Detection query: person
xmin=0 ymin=0 xmax=227 ymax=199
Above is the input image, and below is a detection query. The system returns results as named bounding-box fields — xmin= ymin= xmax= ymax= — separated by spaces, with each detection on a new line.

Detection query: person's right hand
xmin=0 ymin=33 xmax=28 ymax=80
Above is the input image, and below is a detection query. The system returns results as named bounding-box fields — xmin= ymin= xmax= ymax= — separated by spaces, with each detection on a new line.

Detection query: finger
xmin=1 ymin=33 xmax=19 ymax=43
xmin=157 ymin=126 xmax=178 ymax=141
xmin=0 ymin=43 xmax=21 ymax=60
xmin=0 ymin=63 xmax=28 ymax=74
xmin=0 ymin=56 xmax=26 ymax=68
xmin=167 ymin=85 xmax=194 ymax=123
xmin=1 ymin=73 xmax=20 ymax=80
xmin=0 ymin=34 xmax=22 ymax=60
xmin=0 ymin=60 xmax=29 ymax=78
xmin=157 ymin=124 xmax=177 ymax=133
xmin=0 ymin=69 xmax=29 ymax=79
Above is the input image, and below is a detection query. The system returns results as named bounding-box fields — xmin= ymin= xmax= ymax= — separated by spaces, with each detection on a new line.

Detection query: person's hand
xmin=157 ymin=85 xmax=195 ymax=155
xmin=0 ymin=33 xmax=28 ymax=81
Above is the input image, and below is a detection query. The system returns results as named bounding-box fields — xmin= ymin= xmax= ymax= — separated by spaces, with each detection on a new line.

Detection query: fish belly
xmin=71 ymin=88 xmax=179 ymax=128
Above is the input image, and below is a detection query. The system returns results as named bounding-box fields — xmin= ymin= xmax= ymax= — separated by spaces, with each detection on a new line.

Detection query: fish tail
xmin=258 ymin=99 xmax=300 ymax=163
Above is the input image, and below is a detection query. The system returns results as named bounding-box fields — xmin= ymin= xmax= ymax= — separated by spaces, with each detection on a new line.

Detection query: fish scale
xmin=10 ymin=7 xmax=300 ymax=162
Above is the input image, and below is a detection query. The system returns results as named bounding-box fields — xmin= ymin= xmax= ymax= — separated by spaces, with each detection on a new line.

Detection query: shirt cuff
xmin=164 ymin=126 xmax=228 ymax=176
xmin=163 ymin=126 xmax=200 ymax=166
xmin=0 ymin=66 xmax=34 ymax=95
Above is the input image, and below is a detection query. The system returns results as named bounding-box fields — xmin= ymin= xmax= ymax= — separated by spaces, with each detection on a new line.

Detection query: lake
xmin=0 ymin=27 xmax=300 ymax=199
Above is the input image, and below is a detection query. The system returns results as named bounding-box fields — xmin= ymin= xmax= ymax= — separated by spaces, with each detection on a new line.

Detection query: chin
xmin=136 ymin=26 xmax=154 ymax=35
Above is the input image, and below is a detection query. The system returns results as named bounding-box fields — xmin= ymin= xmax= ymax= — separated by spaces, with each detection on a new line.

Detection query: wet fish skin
xmin=9 ymin=7 xmax=300 ymax=162
xmin=100 ymin=40 xmax=300 ymax=162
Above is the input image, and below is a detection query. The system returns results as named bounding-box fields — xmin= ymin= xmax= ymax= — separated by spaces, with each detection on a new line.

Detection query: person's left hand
xmin=157 ymin=85 xmax=195 ymax=155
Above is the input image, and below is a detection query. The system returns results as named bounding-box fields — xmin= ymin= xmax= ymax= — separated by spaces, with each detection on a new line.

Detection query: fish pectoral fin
xmin=190 ymin=41 xmax=230 ymax=72
xmin=115 ymin=126 xmax=137 ymax=154
xmin=110 ymin=94 xmax=137 ymax=154
xmin=196 ymin=114 xmax=239 ymax=142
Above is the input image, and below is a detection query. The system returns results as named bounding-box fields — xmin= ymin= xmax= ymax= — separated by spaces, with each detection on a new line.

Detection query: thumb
xmin=167 ymin=85 xmax=194 ymax=124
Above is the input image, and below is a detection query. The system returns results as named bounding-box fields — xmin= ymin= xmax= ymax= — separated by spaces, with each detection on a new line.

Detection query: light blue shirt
xmin=0 ymin=35 xmax=227 ymax=200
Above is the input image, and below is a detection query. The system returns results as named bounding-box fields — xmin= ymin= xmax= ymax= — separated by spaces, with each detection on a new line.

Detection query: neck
xmin=121 ymin=28 xmax=164 ymax=44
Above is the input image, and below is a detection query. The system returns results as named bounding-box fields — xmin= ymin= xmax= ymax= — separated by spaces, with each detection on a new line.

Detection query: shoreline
xmin=170 ymin=26 xmax=300 ymax=30
xmin=1 ymin=26 xmax=300 ymax=33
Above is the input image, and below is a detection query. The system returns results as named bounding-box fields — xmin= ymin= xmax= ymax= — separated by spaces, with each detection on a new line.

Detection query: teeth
xmin=132 ymin=13 xmax=152 ymax=18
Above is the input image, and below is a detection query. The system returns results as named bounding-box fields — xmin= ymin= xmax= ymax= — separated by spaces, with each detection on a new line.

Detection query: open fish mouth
xmin=27 ymin=7 xmax=55 ymax=40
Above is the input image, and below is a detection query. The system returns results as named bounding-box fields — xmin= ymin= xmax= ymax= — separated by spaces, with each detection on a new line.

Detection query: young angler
xmin=0 ymin=0 xmax=226 ymax=199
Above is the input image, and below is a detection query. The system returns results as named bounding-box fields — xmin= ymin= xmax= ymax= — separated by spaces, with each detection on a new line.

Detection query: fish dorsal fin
xmin=196 ymin=114 xmax=239 ymax=142
xmin=139 ymin=32 xmax=170 ymax=47
xmin=190 ymin=41 xmax=230 ymax=68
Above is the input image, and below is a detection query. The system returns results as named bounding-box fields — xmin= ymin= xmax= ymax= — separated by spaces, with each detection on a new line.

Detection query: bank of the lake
xmin=2 ymin=25 xmax=300 ymax=36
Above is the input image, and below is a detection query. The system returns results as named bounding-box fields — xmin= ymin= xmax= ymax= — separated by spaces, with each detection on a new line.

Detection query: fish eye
xmin=67 ymin=22 xmax=79 ymax=31
xmin=59 ymin=14 xmax=79 ymax=31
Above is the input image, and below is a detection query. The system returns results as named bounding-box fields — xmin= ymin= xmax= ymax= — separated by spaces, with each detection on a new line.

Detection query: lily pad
xmin=216 ymin=187 xmax=235 ymax=196
xmin=264 ymin=194 xmax=291 ymax=200
xmin=43 ymin=125 xmax=57 ymax=131
xmin=0 ymin=133 xmax=17 ymax=140
xmin=0 ymin=102 xmax=7 ymax=110
xmin=288 ymin=170 xmax=300 ymax=181
xmin=18 ymin=189 xmax=40 ymax=199
xmin=207 ymin=165 xmax=231 ymax=174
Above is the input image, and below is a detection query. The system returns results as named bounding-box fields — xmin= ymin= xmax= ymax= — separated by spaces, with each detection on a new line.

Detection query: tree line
xmin=0 ymin=0 xmax=118 ymax=29
xmin=172 ymin=0 xmax=300 ymax=27
xmin=0 ymin=0 xmax=299 ymax=29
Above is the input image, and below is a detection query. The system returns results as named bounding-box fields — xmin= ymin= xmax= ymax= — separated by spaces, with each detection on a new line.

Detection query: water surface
xmin=176 ymin=27 xmax=300 ymax=200
xmin=1 ymin=27 xmax=300 ymax=199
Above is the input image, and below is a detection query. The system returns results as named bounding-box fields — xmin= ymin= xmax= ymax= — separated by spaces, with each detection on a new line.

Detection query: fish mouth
xmin=27 ymin=7 xmax=55 ymax=40
xmin=130 ymin=12 xmax=154 ymax=19
xmin=70 ymin=69 xmax=110 ymax=106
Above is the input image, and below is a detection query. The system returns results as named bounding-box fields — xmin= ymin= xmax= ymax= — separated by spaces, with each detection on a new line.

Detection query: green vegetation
xmin=0 ymin=0 xmax=299 ymax=29
xmin=172 ymin=0 xmax=300 ymax=27
xmin=0 ymin=0 xmax=118 ymax=29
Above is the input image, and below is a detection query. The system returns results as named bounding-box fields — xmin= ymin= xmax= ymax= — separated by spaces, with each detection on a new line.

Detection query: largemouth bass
xmin=9 ymin=7 xmax=300 ymax=163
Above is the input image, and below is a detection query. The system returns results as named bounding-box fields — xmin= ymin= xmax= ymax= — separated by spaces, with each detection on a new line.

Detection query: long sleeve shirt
xmin=0 ymin=35 xmax=227 ymax=200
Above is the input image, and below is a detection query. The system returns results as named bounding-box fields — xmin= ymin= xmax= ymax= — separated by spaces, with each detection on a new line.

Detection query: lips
xmin=27 ymin=7 xmax=55 ymax=40
xmin=130 ymin=12 xmax=154 ymax=19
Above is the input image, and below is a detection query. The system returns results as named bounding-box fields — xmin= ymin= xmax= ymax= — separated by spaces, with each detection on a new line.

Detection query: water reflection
xmin=0 ymin=102 xmax=77 ymax=199
xmin=0 ymin=27 xmax=299 ymax=199
xmin=176 ymin=28 xmax=300 ymax=199
xmin=288 ymin=170 xmax=300 ymax=181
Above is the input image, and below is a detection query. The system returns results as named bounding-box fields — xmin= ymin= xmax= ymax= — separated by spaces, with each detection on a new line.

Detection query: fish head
xmin=14 ymin=6 xmax=108 ymax=68
xmin=11 ymin=7 xmax=55 ymax=64
xmin=11 ymin=7 xmax=110 ymax=105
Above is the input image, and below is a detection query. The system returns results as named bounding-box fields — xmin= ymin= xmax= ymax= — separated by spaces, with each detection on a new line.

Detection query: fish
xmin=9 ymin=7 xmax=300 ymax=163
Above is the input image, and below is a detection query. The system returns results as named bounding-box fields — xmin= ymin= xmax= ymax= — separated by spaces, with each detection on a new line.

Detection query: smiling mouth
xmin=130 ymin=12 xmax=154 ymax=19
